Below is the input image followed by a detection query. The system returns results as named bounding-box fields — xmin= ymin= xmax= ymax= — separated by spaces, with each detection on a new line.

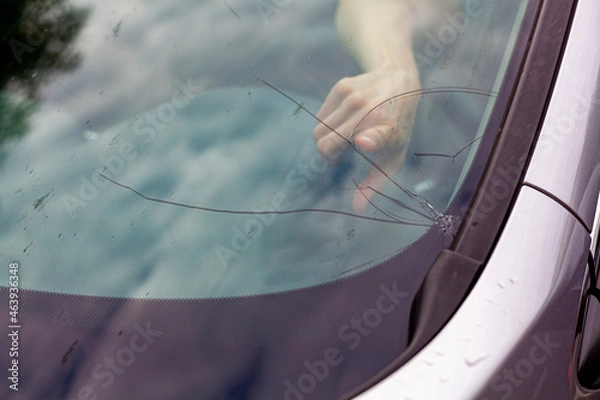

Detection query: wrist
xmin=374 ymin=58 xmax=422 ymax=91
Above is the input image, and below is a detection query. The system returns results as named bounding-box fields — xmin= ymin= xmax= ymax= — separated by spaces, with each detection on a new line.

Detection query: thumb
xmin=354 ymin=125 xmax=397 ymax=153
xmin=351 ymin=144 xmax=409 ymax=213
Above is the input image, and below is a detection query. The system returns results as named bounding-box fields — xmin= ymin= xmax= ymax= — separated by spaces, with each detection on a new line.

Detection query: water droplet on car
xmin=465 ymin=353 xmax=489 ymax=366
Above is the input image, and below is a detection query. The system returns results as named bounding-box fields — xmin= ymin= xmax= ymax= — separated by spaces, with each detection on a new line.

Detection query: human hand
xmin=313 ymin=64 xmax=421 ymax=212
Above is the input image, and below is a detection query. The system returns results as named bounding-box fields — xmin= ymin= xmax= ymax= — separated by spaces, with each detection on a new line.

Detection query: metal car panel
xmin=524 ymin=0 xmax=600 ymax=231
xmin=357 ymin=186 xmax=589 ymax=399
xmin=571 ymin=191 xmax=600 ymax=397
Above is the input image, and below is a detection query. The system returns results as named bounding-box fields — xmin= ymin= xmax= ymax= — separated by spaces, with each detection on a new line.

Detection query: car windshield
xmin=1 ymin=0 xmax=533 ymax=398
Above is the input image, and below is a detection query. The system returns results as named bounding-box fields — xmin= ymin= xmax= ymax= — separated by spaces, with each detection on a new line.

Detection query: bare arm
xmin=334 ymin=0 xmax=417 ymax=73
xmin=315 ymin=0 xmax=461 ymax=212
xmin=314 ymin=0 xmax=422 ymax=211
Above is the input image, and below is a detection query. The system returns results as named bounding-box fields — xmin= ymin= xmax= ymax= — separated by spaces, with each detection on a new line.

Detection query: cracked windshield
xmin=0 ymin=0 xmax=528 ymax=298
xmin=0 ymin=0 xmax=534 ymax=399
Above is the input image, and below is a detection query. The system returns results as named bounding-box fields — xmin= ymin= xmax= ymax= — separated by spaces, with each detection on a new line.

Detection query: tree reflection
xmin=0 ymin=0 xmax=89 ymax=150
xmin=0 ymin=93 xmax=34 ymax=146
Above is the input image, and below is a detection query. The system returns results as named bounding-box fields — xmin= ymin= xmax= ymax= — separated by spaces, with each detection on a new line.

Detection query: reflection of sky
xmin=0 ymin=84 xmax=427 ymax=298
xmin=0 ymin=0 xmax=500 ymax=299
xmin=1 ymin=0 xmax=374 ymax=298
xmin=43 ymin=0 xmax=351 ymax=132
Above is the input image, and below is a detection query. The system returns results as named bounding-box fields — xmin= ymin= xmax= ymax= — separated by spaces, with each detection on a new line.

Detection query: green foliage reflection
xmin=0 ymin=0 xmax=89 ymax=154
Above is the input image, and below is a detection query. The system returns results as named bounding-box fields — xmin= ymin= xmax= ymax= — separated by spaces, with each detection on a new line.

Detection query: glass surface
xmin=0 ymin=1 xmax=533 ymax=399
xmin=0 ymin=0 xmax=526 ymax=298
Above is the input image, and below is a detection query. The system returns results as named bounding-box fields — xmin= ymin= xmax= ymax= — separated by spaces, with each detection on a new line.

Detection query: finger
xmin=316 ymin=133 xmax=352 ymax=163
xmin=314 ymin=106 xmax=359 ymax=144
xmin=314 ymin=106 xmax=364 ymax=160
xmin=313 ymin=116 xmax=341 ymax=142
xmin=314 ymin=84 xmax=370 ymax=141
xmin=314 ymin=96 xmax=380 ymax=151
xmin=352 ymin=100 xmax=416 ymax=152
xmin=317 ymin=77 xmax=356 ymax=119
xmin=316 ymin=89 xmax=344 ymax=121
xmin=313 ymin=101 xmax=359 ymax=142
xmin=352 ymin=145 xmax=408 ymax=213
xmin=313 ymin=87 xmax=348 ymax=141
xmin=352 ymin=182 xmax=377 ymax=213
xmin=354 ymin=126 xmax=393 ymax=153
xmin=354 ymin=122 xmax=410 ymax=156
xmin=318 ymin=122 xmax=403 ymax=165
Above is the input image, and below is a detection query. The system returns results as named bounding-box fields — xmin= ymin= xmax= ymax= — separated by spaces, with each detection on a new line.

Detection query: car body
xmin=356 ymin=0 xmax=600 ymax=398
xmin=0 ymin=0 xmax=598 ymax=399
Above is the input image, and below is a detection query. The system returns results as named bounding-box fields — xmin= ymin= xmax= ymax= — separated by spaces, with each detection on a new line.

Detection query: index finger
xmin=352 ymin=144 xmax=409 ymax=212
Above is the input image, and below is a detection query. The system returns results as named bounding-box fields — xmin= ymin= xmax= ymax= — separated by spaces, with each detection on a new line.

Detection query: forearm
xmin=335 ymin=0 xmax=417 ymax=72
xmin=320 ymin=0 xmax=463 ymax=211
xmin=335 ymin=0 xmax=463 ymax=73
